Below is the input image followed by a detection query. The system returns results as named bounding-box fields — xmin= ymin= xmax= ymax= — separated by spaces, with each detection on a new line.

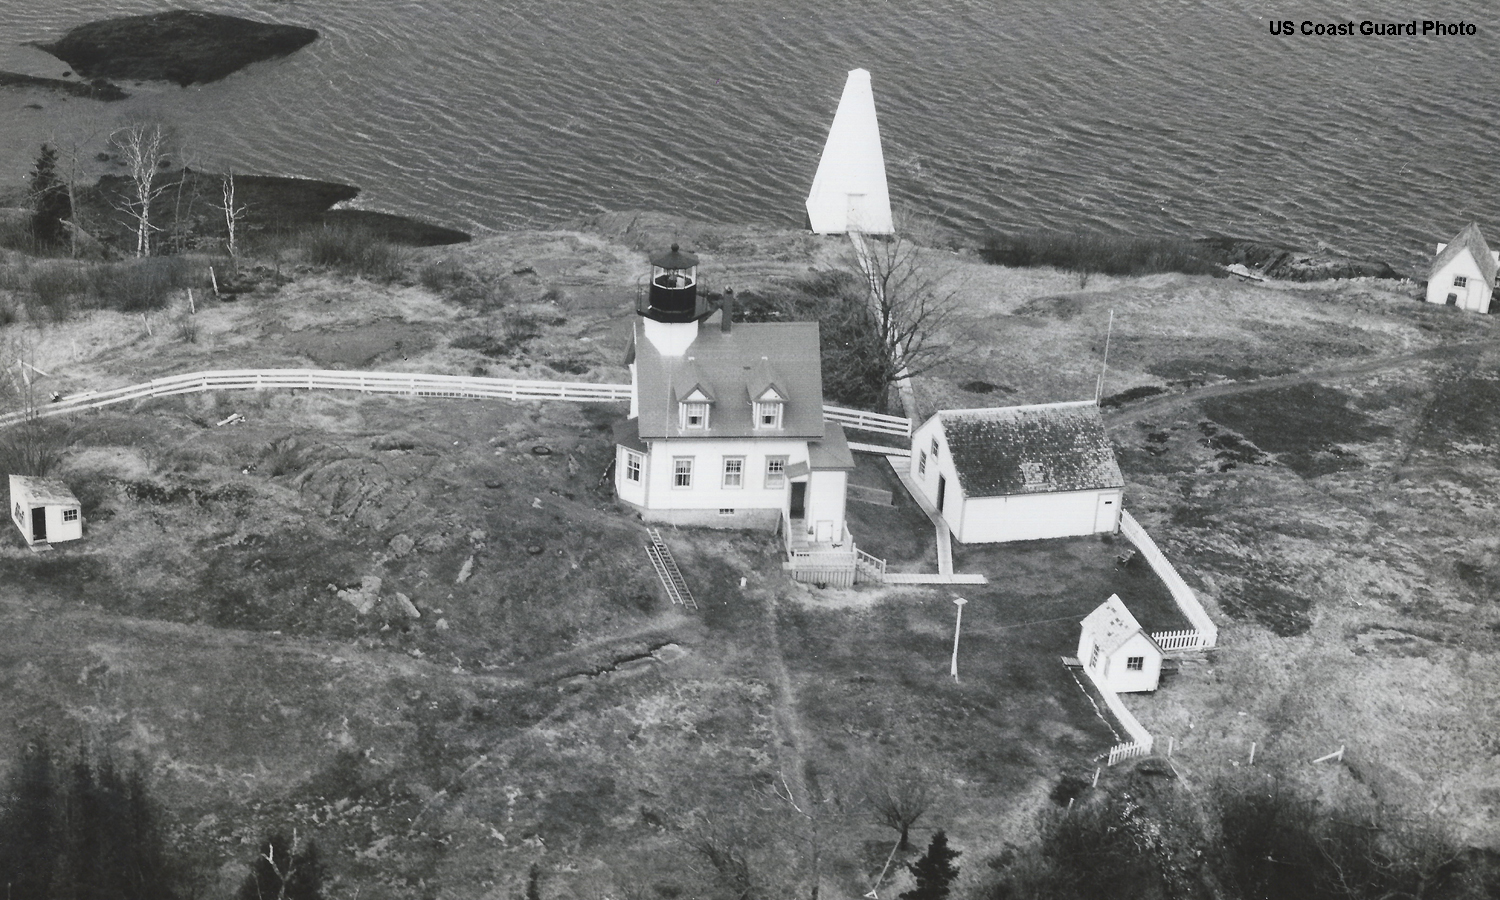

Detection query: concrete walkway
xmin=885 ymin=457 xmax=987 ymax=584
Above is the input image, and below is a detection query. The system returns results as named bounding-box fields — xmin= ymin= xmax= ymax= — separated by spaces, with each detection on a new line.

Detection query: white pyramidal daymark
xmin=805 ymin=68 xmax=894 ymax=235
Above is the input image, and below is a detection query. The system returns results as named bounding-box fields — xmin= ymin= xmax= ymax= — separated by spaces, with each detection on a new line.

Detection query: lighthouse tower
xmin=637 ymin=243 xmax=710 ymax=357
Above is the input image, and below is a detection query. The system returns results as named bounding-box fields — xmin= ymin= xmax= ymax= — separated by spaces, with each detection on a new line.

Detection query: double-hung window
xmin=754 ymin=401 xmax=784 ymax=429
xmin=765 ymin=456 xmax=788 ymax=489
xmin=918 ymin=450 xmax=928 ymax=476
xmin=673 ymin=457 xmax=694 ymax=488
xmin=624 ymin=451 xmax=642 ymax=483
xmin=682 ymin=402 xmax=709 ymax=428
xmin=722 ymin=457 xmax=745 ymax=488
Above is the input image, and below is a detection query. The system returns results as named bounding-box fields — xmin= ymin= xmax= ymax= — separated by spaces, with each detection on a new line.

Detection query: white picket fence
xmin=1150 ymin=629 xmax=1208 ymax=652
xmin=821 ymin=404 xmax=912 ymax=437
xmin=1119 ymin=509 xmax=1218 ymax=649
xmin=1107 ymin=740 xmax=1153 ymax=766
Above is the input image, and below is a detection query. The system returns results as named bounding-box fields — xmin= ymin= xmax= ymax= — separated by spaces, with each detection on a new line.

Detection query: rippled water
xmin=3 ymin=0 xmax=1497 ymax=269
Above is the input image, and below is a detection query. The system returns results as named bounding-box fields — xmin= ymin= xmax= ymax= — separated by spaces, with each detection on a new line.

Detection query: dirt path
xmin=1104 ymin=340 xmax=1491 ymax=426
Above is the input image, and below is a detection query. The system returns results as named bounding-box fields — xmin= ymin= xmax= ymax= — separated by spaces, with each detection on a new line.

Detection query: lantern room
xmin=639 ymin=244 xmax=710 ymax=323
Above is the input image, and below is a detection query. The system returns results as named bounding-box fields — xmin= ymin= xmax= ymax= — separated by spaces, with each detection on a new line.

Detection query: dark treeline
xmin=979 ymin=774 xmax=1500 ymax=900
xmin=0 ymin=739 xmax=326 ymax=900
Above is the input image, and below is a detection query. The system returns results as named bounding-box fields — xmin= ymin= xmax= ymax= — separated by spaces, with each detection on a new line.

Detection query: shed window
xmin=718 ymin=508 xmax=735 ymax=516
xmin=722 ymin=457 xmax=744 ymax=488
xmin=62 ymin=509 xmax=79 ymax=522
xmin=1088 ymin=643 xmax=1100 ymax=669
xmin=1454 ymin=275 xmax=1468 ymax=287
xmin=1126 ymin=656 xmax=1144 ymax=671
xmin=673 ymin=457 xmax=694 ymax=488
xmin=918 ymin=450 xmax=927 ymax=477
xmin=624 ymin=451 xmax=642 ymax=483
xmin=765 ymin=456 xmax=788 ymax=489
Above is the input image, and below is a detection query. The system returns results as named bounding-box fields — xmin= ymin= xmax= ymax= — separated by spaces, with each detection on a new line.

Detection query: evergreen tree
xmin=28 ymin=145 xmax=71 ymax=248
xmin=899 ymin=830 xmax=960 ymax=900
xmin=0 ymin=741 xmax=59 ymax=900
xmin=238 ymin=832 xmax=325 ymax=900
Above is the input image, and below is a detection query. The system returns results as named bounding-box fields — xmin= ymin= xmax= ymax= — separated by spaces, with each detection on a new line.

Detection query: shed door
xmin=30 ymin=507 xmax=46 ymax=542
xmin=1094 ymin=494 xmax=1118 ymax=532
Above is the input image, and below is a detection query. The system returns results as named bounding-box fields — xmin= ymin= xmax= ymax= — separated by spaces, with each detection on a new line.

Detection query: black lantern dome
xmin=639 ymin=244 xmax=710 ymax=323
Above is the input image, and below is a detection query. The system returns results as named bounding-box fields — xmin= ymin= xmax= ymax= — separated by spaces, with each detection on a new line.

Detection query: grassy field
xmin=1 ymin=220 xmax=1498 ymax=898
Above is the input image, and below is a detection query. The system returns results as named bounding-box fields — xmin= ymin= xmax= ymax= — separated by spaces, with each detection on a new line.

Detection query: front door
xmin=30 ymin=507 xmax=46 ymax=542
xmin=789 ymin=482 xmax=807 ymax=519
xmin=936 ymin=475 xmax=947 ymax=514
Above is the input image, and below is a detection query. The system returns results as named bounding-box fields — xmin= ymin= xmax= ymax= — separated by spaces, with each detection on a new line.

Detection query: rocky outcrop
xmin=1195 ymin=236 xmax=1405 ymax=282
xmin=0 ymin=71 xmax=126 ymax=100
xmin=33 ymin=11 xmax=318 ymax=87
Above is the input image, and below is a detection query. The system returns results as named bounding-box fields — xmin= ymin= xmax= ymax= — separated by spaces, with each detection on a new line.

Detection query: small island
xmin=32 ymin=10 xmax=318 ymax=87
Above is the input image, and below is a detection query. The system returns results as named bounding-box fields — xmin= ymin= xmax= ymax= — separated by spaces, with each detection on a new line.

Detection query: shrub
xmin=418 ymin=258 xmax=466 ymax=292
xmin=89 ymin=257 xmax=202 ymax=313
xmin=28 ymin=265 xmax=90 ymax=322
xmin=174 ymin=311 xmax=199 ymax=343
xmin=980 ymin=231 xmax=1220 ymax=277
xmin=299 ymin=226 xmax=407 ymax=282
xmin=261 ymin=436 xmax=308 ymax=477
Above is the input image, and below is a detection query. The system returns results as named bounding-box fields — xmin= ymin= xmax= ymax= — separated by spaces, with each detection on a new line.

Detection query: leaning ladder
xmin=645 ymin=528 xmax=697 ymax=609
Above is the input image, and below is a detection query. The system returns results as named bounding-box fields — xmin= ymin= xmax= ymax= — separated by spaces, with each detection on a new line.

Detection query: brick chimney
xmin=720 ymin=287 xmax=734 ymax=334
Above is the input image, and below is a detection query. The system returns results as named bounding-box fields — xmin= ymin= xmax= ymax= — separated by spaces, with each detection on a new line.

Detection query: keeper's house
xmin=1077 ymin=594 xmax=1164 ymax=693
xmin=8 ymin=475 xmax=83 ymax=549
xmin=613 ymin=246 xmax=856 ymax=561
xmin=908 ymin=401 xmax=1124 ymax=543
xmin=1426 ymin=223 xmax=1498 ymax=314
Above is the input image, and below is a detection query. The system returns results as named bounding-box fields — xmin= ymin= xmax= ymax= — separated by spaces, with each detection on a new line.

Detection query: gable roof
xmin=1081 ymin=594 xmax=1155 ymax=657
xmin=8 ymin=475 xmax=79 ymax=507
xmin=1430 ymin=223 xmax=1498 ymax=286
xmin=633 ymin=313 xmax=826 ymax=440
xmin=930 ymin=401 xmax=1124 ymax=498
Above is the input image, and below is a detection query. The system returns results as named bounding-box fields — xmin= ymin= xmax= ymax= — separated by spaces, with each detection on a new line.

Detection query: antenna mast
xmin=1095 ymin=308 xmax=1114 ymax=404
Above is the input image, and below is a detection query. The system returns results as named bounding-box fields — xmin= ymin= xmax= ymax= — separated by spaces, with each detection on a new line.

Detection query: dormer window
xmin=681 ymin=402 xmax=709 ymax=429
xmin=754 ymin=400 xmax=784 ymax=429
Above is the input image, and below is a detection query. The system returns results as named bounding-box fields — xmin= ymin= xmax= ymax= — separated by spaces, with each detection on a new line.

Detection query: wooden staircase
xmin=645 ymin=528 xmax=697 ymax=609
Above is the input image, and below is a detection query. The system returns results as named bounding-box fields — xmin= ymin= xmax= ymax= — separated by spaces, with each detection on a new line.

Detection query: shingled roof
xmin=632 ymin=313 xmax=826 ymax=440
xmin=932 ymin=401 xmax=1123 ymax=498
xmin=8 ymin=475 xmax=79 ymax=507
xmin=1082 ymin=594 xmax=1156 ymax=657
xmin=1430 ymin=223 xmax=1498 ymax=287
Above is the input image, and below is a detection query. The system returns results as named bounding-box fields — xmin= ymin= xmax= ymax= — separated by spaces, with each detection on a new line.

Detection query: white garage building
xmin=908 ymin=401 xmax=1124 ymax=544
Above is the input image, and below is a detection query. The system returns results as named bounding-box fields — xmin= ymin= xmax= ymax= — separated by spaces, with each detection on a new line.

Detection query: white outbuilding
xmin=1426 ymin=223 xmax=1498 ymax=313
xmin=1077 ymin=594 xmax=1164 ymax=694
xmin=8 ymin=475 xmax=83 ymax=549
xmin=804 ymin=68 xmax=894 ymax=235
xmin=908 ymin=401 xmax=1124 ymax=544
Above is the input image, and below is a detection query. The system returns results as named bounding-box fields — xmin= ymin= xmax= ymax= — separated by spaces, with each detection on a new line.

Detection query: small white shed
xmin=908 ymin=401 xmax=1124 ymax=544
xmin=1077 ymin=595 xmax=1163 ymax=693
xmin=804 ymin=68 xmax=894 ymax=235
xmin=1426 ymin=223 xmax=1498 ymax=314
xmin=8 ymin=475 xmax=83 ymax=548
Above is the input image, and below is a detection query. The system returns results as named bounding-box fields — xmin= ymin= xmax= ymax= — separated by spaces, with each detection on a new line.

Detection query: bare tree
xmin=215 ymin=170 xmax=249 ymax=273
xmin=843 ymin=213 xmax=962 ymax=414
xmin=864 ymin=765 xmax=933 ymax=851
xmin=684 ymin=812 xmax=759 ymax=900
xmin=109 ymin=122 xmax=172 ymax=257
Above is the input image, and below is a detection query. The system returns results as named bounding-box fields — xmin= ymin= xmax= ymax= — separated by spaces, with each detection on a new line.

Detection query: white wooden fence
xmin=1120 ymin=509 xmax=1218 ymax=649
xmin=1150 ymin=629 xmax=1208 ymax=652
xmin=1 ymin=368 xmax=915 ymax=439
xmin=0 ymin=368 xmax=633 ymax=428
xmin=821 ymin=404 xmax=912 ymax=437
xmin=1083 ymin=664 xmax=1156 ymax=766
